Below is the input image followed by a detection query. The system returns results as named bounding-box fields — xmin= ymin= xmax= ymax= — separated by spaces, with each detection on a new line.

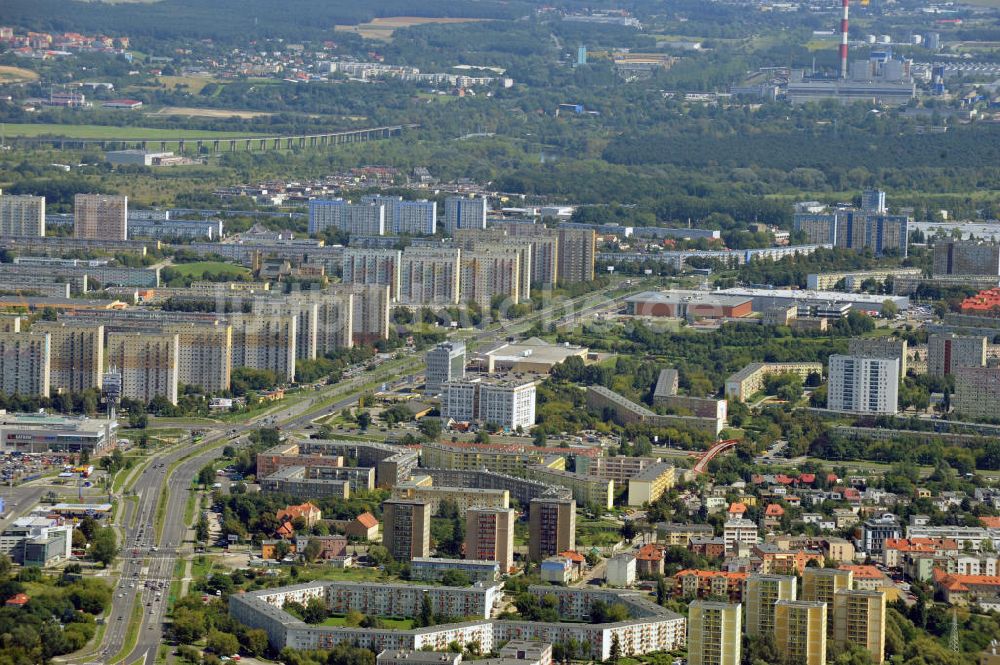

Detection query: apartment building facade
xmin=0 ymin=194 xmax=45 ymax=237
xmin=74 ymin=193 xmax=127 ymax=241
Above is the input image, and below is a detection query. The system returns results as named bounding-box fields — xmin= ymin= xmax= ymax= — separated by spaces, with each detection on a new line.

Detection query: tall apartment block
xmin=346 ymin=284 xmax=390 ymax=345
xmin=687 ymin=601 xmax=742 ymax=665
xmin=460 ymin=249 xmax=521 ymax=310
xmin=444 ymin=196 xmax=487 ymax=233
xmin=361 ymin=195 xmax=437 ymax=235
xmin=495 ymin=223 xmax=560 ymax=288
xmin=745 ymin=574 xmax=797 ymax=638
xmin=927 ymin=333 xmax=986 ymax=377
xmin=441 ymin=378 xmax=536 ymax=431
xmin=847 ymin=337 xmax=908 ymax=376
xmin=342 ymin=248 xmax=401 ymax=301
xmin=74 ymin=193 xmax=127 ymax=241
xmin=827 ymin=355 xmax=899 ymax=415
xmin=465 ymin=507 xmax=515 ymax=573
xmin=0 ymin=194 xmax=45 ymax=237
xmin=774 ymin=600 xmax=827 ymax=665
xmin=557 ymin=227 xmax=596 ymax=284
xmin=793 ymin=210 xmax=907 ymax=257
xmin=953 ymin=367 xmax=1000 ymax=421
xmin=0 ymin=332 xmax=50 ymax=398
xmin=107 ymin=332 xmax=179 ymax=405
xmin=399 ymin=246 xmax=461 ymax=305
xmin=229 ymin=314 xmax=297 ymax=382
xmin=454 ymin=231 xmax=533 ymax=301
xmin=32 ymin=321 xmax=103 ymax=393
xmin=163 ymin=321 xmax=232 ymax=393
xmin=308 ymin=199 xmax=386 ymax=236
xmin=381 ymin=500 xmax=430 ymax=561
xmin=425 ymin=341 xmax=465 ymax=394
xmin=933 ymin=241 xmax=1000 ymax=277
xmin=309 ymin=199 xmax=344 ymax=234
xmin=833 ymin=589 xmax=886 ymax=664
xmin=254 ymin=297 xmax=319 ymax=361
xmin=802 ymin=567 xmax=852 ymax=639
xmin=310 ymin=289 xmax=354 ymax=354
xmin=528 ymin=497 xmax=576 ymax=561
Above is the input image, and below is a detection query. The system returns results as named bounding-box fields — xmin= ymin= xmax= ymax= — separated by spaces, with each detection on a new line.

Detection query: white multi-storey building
xmin=444 ymin=196 xmax=487 ymax=233
xmin=425 ymin=341 xmax=466 ymax=393
xmin=308 ymin=199 xmax=386 ymax=236
xmin=362 ymin=195 xmax=437 ymax=235
xmin=441 ymin=378 xmax=536 ymax=431
xmin=827 ymin=355 xmax=899 ymax=415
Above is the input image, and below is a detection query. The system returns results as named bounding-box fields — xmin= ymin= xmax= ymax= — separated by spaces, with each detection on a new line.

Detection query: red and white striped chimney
xmin=840 ymin=0 xmax=850 ymax=79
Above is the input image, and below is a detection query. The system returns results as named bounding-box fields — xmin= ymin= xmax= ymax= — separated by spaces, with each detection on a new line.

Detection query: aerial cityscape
xmin=0 ymin=0 xmax=999 ymax=664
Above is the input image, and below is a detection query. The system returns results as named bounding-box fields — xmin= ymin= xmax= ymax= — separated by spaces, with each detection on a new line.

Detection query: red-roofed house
xmin=764 ymin=504 xmax=786 ymax=529
xmin=797 ymin=473 xmax=816 ymax=486
xmin=636 ymin=543 xmax=665 ymax=577
xmin=673 ymin=569 xmax=747 ymax=602
xmin=559 ymin=550 xmax=586 ymax=578
xmin=275 ymin=520 xmax=295 ymax=540
xmin=883 ymin=537 xmax=958 ymax=568
xmin=277 ymin=502 xmax=322 ymax=528
xmin=727 ymin=502 xmax=747 ymax=519
xmin=840 ymin=565 xmax=901 ymax=600
xmin=981 ymin=517 xmax=1000 ymax=529
xmin=345 ymin=512 xmax=379 ymax=540
xmin=4 ymin=593 xmax=29 ymax=607
xmin=933 ymin=568 xmax=1000 ymax=604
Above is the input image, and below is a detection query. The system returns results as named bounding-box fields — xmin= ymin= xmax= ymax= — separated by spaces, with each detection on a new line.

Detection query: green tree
xmin=418 ymin=418 xmax=442 ymax=440
xmin=418 ymin=592 xmax=435 ymax=627
xmin=608 ymin=634 xmax=622 ymax=665
xmin=90 ymin=527 xmax=118 ymax=567
xmin=197 ymin=464 xmax=216 ymax=488
xmin=303 ymin=538 xmax=323 ymax=563
xmin=207 ymin=630 xmax=240 ymax=656
xmin=356 ymin=411 xmax=372 ymax=430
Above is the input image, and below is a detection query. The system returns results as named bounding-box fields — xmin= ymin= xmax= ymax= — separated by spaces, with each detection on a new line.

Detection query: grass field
xmin=166 ymin=261 xmax=251 ymax=279
xmin=335 ymin=16 xmax=492 ymax=41
xmin=321 ymin=614 xmax=415 ymax=629
xmin=0 ymin=66 xmax=39 ymax=84
xmin=156 ymin=75 xmax=219 ymax=94
xmin=149 ymin=106 xmax=273 ymax=119
xmin=0 ymin=122 xmax=261 ymax=140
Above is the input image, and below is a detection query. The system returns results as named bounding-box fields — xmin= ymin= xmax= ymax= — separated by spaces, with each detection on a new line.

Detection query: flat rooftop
xmin=625 ymin=290 xmax=752 ymax=307
xmin=484 ymin=337 xmax=587 ymax=365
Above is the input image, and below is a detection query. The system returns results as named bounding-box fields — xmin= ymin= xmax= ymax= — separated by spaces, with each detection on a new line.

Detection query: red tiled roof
xmin=840 ymin=564 xmax=887 ymax=580
xmin=728 ymin=503 xmax=747 ymax=514
xmin=765 ymin=504 xmax=785 ymax=517
xmin=560 ymin=550 xmax=586 ymax=563
xmin=981 ymin=517 xmax=1000 ymax=528
xmin=355 ymin=512 xmax=379 ymax=529
xmin=798 ymin=473 xmax=816 ymax=484
xmin=4 ymin=593 xmax=28 ymax=606
xmin=637 ymin=544 xmax=664 ymax=561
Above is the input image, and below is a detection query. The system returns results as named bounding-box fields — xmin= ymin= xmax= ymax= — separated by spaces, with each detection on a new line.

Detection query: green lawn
xmin=1 ymin=122 xmax=262 ymax=140
xmin=576 ymin=518 xmax=623 ymax=547
xmin=167 ymin=261 xmax=251 ymax=279
xmin=321 ymin=614 xmax=415 ymax=629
